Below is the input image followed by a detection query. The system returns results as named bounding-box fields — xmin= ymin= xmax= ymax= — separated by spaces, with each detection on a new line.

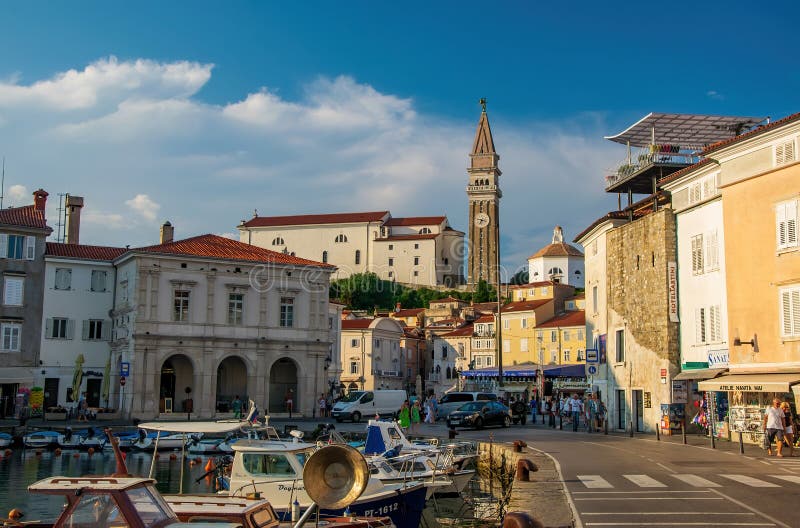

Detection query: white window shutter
xmin=695 ymin=308 xmax=706 ymax=344
xmin=45 ymin=318 xmax=53 ymax=339
xmin=782 ymin=291 xmax=793 ymax=336
xmin=0 ymin=234 xmax=7 ymax=259
xmin=791 ymin=289 xmax=800 ymax=337
xmin=66 ymin=319 xmax=75 ymax=340
xmin=787 ymin=200 xmax=798 ymax=247
xmin=82 ymin=320 xmax=89 ymax=340
xmin=102 ymin=320 xmax=112 ymax=341
xmin=777 ymin=203 xmax=787 ymax=249
xmin=705 ymin=230 xmax=719 ymax=271
xmin=25 ymin=236 xmax=36 ymax=260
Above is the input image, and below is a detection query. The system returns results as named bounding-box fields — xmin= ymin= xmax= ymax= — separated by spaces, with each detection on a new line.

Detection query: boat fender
xmin=205 ymin=458 xmax=215 ymax=472
xmin=291 ymin=499 xmax=300 ymax=522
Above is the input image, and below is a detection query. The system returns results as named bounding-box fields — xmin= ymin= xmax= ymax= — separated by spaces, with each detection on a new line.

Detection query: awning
xmin=674 ymin=367 xmax=728 ymax=381
xmin=698 ymin=373 xmax=800 ymax=393
xmin=544 ymin=364 xmax=586 ymax=378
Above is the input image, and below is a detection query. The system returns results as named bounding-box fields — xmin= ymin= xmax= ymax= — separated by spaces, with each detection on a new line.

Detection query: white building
xmin=339 ymin=318 xmax=405 ymax=392
xmin=528 ymin=226 xmax=585 ymax=287
xmin=430 ymin=322 xmax=472 ymax=395
xmin=111 ymin=231 xmax=335 ymax=420
xmin=238 ymin=212 xmax=464 ymax=287
xmin=661 ymin=161 xmax=729 ymax=374
xmin=326 ymin=300 xmax=344 ymax=397
xmin=38 ymin=243 xmax=125 ymax=410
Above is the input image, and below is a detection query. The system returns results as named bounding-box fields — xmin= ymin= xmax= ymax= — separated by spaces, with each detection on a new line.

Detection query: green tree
xmin=330 ymin=273 xmax=398 ymax=310
xmin=472 ymin=279 xmax=497 ymax=303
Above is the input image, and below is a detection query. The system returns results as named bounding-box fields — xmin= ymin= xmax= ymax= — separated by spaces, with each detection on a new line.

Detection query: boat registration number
xmin=364 ymin=502 xmax=399 ymax=516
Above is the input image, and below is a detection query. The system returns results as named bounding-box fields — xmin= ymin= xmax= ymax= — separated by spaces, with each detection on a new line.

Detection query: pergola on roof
xmin=605 ymin=113 xmax=767 ymax=150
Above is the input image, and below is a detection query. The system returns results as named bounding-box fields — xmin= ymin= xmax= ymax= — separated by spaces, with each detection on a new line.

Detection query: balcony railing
xmin=378 ymin=370 xmax=401 ymax=378
xmin=605 ymin=146 xmax=699 ymax=191
xmin=427 ymin=373 xmax=441 ymax=382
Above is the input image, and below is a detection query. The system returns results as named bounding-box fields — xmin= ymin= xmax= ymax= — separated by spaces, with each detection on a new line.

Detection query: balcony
xmin=604 ymin=148 xmax=697 ymax=194
xmin=466 ymin=183 xmax=499 ymax=193
xmin=377 ymin=370 xmax=401 ymax=378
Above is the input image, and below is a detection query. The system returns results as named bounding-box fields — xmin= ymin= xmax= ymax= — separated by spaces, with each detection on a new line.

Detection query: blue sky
xmin=2 ymin=1 xmax=798 ymax=274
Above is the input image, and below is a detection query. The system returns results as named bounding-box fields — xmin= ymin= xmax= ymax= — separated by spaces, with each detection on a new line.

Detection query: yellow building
xmin=698 ymin=113 xmax=800 ymax=411
xmin=499 ymin=299 xmax=554 ymax=366
xmin=534 ymin=311 xmax=587 ymax=365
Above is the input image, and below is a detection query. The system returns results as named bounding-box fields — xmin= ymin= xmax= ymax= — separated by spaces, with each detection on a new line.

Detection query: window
xmin=413 ymin=256 xmax=420 ymax=265
xmin=350 ymin=361 xmax=359 ymax=374
xmin=577 ymin=329 xmax=584 ymax=341
xmin=709 ymin=305 xmax=721 ymax=342
xmin=564 ymin=350 xmax=570 ymax=362
xmin=615 ymin=329 xmax=625 ymax=362
xmin=228 ymin=293 xmax=244 ymax=325
xmin=521 ymin=338 xmax=528 ymax=352
xmin=1 ymin=323 xmax=20 ymax=351
xmin=388 ymin=271 xmax=393 ymax=278
xmin=441 ymin=346 xmax=447 ymax=359
xmin=577 ymin=350 xmax=584 ymax=361
xmin=780 ymin=286 xmax=800 ymax=337
xmin=388 ymin=258 xmax=394 ymax=267
xmin=521 ymin=318 xmax=528 ymax=329
xmin=563 ymin=330 xmax=570 ymax=341
xmin=592 ymin=286 xmax=598 ymax=314
xmin=691 ymin=234 xmax=704 ymax=274
xmin=322 ymin=251 xmax=328 ymax=263
xmin=271 ymin=237 xmax=285 ymax=246
xmin=414 ymin=244 xmax=419 ymax=249
xmin=486 ymin=355 xmax=492 ymax=366
xmin=503 ymin=340 xmax=510 ymax=352
xmin=335 ymin=234 xmax=348 ymax=243
xmin=695 ymin=307 xmax=707 ymax=344
xmin=54 ymin=268 xmax=72 ymax=290
xmin=375 ymin=339 xmax=381 ymax=348
xmin=688 ymin=182 xmax=702 ymax=205
xmin=528 ymin=288 xmax=534 ymax=296
xmin=3 ymin=277 xmax=23 ymax=305
xmin=84 ymin=319 xmax=105 ymax=340
xmin=775 ymin=140 xmax=797 ymax=166
xmin=355 ymin=250 xmax=361 ymax=265
xmin=420 ymin=228 xmax=432 ymax=234
xmin=351 ymin=338 xmax=359 ymax=347
xmin=48 ymin=317 xmax=73 ymax=339
xmin=705 ymin=230 xmax=719 ymax=272
xmin=388 ymin=244 xmax=393 ymax=250
xmin=242 ymin=453 xmax=297 ymax=478
xmin=776 ymin=199 xmax=798 ymax=250
xmin=551 ymin=330 xmax=557 ymax=343
xmin=173 ymin=290 xmax=190 ymax=321
xmin=502 ymin=318 xmax=510 ymax=330
xmin=0 ymin=235 xmax=35 ymax=260
xmin=90 ymin=270 xmax=107 ymax=292
xmin=280 ymin=297 xmax=294 ymax=327
xmin=413 ymin=271 xmax=419 ymax=277
xmin=476 ymin=356 xmax=483 ymax=367
xmin=551 ymin=351 xmax=558 ymax=363
xmin=541 ymin=287 xmax=548 ymax=295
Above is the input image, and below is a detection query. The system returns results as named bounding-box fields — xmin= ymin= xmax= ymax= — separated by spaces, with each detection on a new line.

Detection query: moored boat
xmin=23 ymin=430 xmax=60 ymax=449
xmin=0 ymin=432 xmax=12 ymax=447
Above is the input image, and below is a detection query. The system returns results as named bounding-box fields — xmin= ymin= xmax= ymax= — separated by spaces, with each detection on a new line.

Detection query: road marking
xmin=572 ymin=490 xmax=711 ymax=494
xmin=720 ymin=474 xmax=780 ymax=487
xmin=671 ymin=473 xmax=721 ymax=487
xmin=657 ymin=461 xmax=675 ymax=473
xmin=584 ymin=523 xmax=774 ymax=526
xmin=709 ymin=488 xmax=791 ymax=528
xmin=623 ymin=474 xmax=667 ymax=487
xmin=577 ymin=475 xmax=613 ymax=488
xmin=574 ymin=497 xmax=724 ymax=501
xmin=773 ymin=475 xmax=800 ymax=484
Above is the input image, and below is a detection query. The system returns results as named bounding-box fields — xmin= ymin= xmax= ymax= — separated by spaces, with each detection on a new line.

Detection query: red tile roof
xmin=441 ymin=322 xmax=475 ymax=338
xmin=241 ymin=211 xmax=389 ymax=228
xmin=474 ymin=314 xmax=495 ymax=323
xmin=536 ymin=310 xmax=586 ymax=328
xmin=392 ymin=308 xmax=425 ymax=318
xmin=384 ymin=216 xmax=446 ymax=226
xmin=0 ymin=205 xmax=51 ymax=231
xmin=46 ymin=243 xmax=127 ymax=261
xmin=657 ymin=158 xmax=714 ymax=187
xmin=501 ymin=299 xmax=552 ymax=313
xmin=132 ymin=234 xmax=334 ymax=268
xmin=509 ymin=281 xmax=557 ymax=290
xmin=471 ymin=302 xmax=499 ymax=313
xmin=341 ymin=319 xmax=374 ymax=330
xmin=375 ymin=234 xmax=439 ymax=241
xmin=425 ymin=317 xmax=465 ymax=328
xmin=529 ymin=242 xmax=584 ymax=259
xmin=430 ymin=296 xmax=465 ymax=304
xmin=572 ymin=211 xmax=630 ymax=243
xmin=703 ymin=112 xmax=800 ymax=155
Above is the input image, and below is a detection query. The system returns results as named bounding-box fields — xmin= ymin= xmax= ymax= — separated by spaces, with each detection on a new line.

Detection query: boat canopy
xmin=137 ymin=421 xmax=247 ymax=434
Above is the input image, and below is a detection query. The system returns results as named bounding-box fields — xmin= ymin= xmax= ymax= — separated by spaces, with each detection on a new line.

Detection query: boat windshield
xmin=339 ymin=391 xmax=365 ymax=403
xmin=294 ymin=450 xmax=312 ymax=468
xmin=60 ymin=493 xmax=126 ymax=528
xmin=125 ymin=485 xmax=176 ymax=526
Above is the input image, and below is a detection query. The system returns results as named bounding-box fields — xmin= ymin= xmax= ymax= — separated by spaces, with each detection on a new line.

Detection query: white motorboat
xmin=0 ymin=432 xmax=13 ymax=448
xmin=365 ymin=420 xmax=478 ymax=469
xmin=369 ymin=450 xmax=475 ymax=496
xmin=57 ymin=427 xmax=106 ymax=450
xmin=23 ymin=430 xmax=59 ymax=449
xmin=131 ymin=430 xmax=202 ymax=451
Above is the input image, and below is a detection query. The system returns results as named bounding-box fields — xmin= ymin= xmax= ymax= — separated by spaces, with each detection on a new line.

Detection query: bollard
xmin=739 ymin=431 xmax=745 ymax=455
xmin=710 ymin=429 xmax=716 ymax=449
xmin=503 ymin=511 xmax=545 ymax=528
xmin=559 ymin=414 xmax=562 ymax=430
xmin=629 ymin=421 xmax=634 ymax=438
xmin=604 ymin=417 xmax=608 ymax=435
xmin=515 ymin=459 xmax=538 ymax=481
xmin=681 ymin=420 xmax=687 ymax=445
xmin=513 ymin=440 xmax=527 ymax=453
xmin=656 ymin=422 xmax=660 ymax=441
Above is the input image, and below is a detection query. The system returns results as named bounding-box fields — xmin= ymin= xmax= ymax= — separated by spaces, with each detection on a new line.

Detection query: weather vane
xmin=479 ymin=98 xmax=487 ymax=112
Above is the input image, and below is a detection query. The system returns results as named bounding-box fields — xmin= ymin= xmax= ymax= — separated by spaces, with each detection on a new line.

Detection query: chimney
xmin=65 ymin=195 xmax=84 ymax=245
xmin=33 ymin=189 xmax=49 ymax=212
xmin=160 ymin=221 xmax=174 ymax=244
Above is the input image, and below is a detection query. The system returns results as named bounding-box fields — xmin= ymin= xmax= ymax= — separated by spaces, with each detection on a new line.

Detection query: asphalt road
xmin=289 ymin=417 xmax=800 ymax=528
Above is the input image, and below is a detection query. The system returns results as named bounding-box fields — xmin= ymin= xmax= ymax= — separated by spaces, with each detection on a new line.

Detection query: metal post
xmin=739 ymin=431 xmax=745 ymax=455
xmin=559 ymin=413 xmax=562 ymax=430
xmin=708 ymin=393 xmax=716 ymax=449
xmin=656 ymin=422 xmax=660 ymax=441
xmin=681 ymin=420 xmax=687 ymax=445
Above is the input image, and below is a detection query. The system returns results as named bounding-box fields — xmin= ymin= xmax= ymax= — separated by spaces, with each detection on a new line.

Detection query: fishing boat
xmin=367 ymin=450 xmax=475 ymax=496
xmin=22 ymin=430 xmax=60 ymax=449
xmin=0 ymin=432 xmax=12 ymax=448
xmin=131 ymin=430 xmax=203 ymax=451
xmin=364 ymin=420 xmax=477 ymax=469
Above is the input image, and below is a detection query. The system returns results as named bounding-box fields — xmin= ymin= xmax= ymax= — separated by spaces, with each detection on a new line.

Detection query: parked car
xmin=436 ymin=392 xmax=497 ymax=420
xmin=446 ymin=401 xmax=511 ymax=429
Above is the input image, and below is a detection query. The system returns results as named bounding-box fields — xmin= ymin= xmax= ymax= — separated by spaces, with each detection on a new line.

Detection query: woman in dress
xmin=410 ymin=399 xmax=421 ymax=434
xmin=781 ymin=401 xmax=794 ymax=456
xmin=398 ymin=401 xmax=411 ymax=430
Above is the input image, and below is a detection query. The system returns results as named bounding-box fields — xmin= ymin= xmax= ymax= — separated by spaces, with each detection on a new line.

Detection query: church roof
xmin=471 ymin=109 xmax=497 ymax=156
xmin=241 ymin=211 xmax=389 ymax=228
xmin=529 ymin=242 xmax=584 ymax=259
xmin=384 ymin=216 xmax=446 ymax=226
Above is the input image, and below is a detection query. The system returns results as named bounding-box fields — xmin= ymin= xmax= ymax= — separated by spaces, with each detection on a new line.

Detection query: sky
xmin=1 ymin=1 xmax=798 ymax=276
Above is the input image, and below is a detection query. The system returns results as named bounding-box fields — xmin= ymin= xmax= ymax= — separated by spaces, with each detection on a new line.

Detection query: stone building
xmin=111 ymin=231 xmax=335 ymax=420
xmin=0 ymin=189 xmax=51 ymax=417
xmin=339 ymin=317 xmax=406 ymax=392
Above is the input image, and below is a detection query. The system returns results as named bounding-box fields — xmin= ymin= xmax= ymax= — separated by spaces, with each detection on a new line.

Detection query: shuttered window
xmin=705 ymin=230 xmax=720 ymax=272
xmin=695 ymin=307 xmax=707 ymax=344
xmin=25 ymin=236 xmax=36 ymax=260
xmin=691 ymin=235 xmax=704 ymax=275
xmin=709 ymin=305 xmax=722 ymax=342
xmin=780 ymin=286 xmax=800 ymax=338
xmin=90 ymin=270 xmax=107 ymax=292
xmin=3 ymin=277 xmax=23 ymax=305
xmin=54 ymin=268 xmax=72 ymax=290
xmin=775 ymin=140 xmax=797 ymax=166
xmin=776 ymin=199 xmax=798 ymax=250
xmin=688 ymin=182 xmax=702 ymax=205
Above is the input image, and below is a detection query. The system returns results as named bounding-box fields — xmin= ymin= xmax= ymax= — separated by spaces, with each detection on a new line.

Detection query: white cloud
xmin=6 ymin=184 xmax=28 ymax=205
xmin=125 ymin=194 xmax=161 ymax=222
xmin=0 ymin=57 xmax=621 ymax=267
xmin=707 ymin=90 xmax=725 ymax=101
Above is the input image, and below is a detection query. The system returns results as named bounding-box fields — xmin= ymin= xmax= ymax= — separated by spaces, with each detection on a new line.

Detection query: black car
xmin=446 ymin=401 xmax=512 ymax=429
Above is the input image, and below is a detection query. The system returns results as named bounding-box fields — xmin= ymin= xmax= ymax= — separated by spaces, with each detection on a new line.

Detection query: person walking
xmin=569 ymin=394 xmax=584 ymax=432
xmin=318 ymin=394 xmax=327 ymax=419
xmin=231 ymin=395 xmax=243 ymax=419
xmin=595 ymin=398 xmax=607 ymax=432
xmin=285 ymin=389 xmax=294 ymax=418
xmin=763 ymin=398 xmax=786 ymax=457
xmin=77 ymin=392 xmax=88 ymax=422
xmin=546 ymin=397 xmax=556 ymax=428
xmin=398 ymin=401 xmax=411 ymax=431
xmin=781 ymin=401 xmax=795 ymax=456
xmin=584 ymin=394 xmax=595 ymax=433
xmin=411 ymin=400 xmax=421 ymax=434
xmin=424 ymin=397 xmax=434 ymax=424
xmin=530 ymin=396 xmax=537 ymax=424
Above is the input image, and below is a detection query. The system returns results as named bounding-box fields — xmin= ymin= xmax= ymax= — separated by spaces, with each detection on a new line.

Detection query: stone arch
xmin=268 ymin=357 xmax=299 ymax=413
xmin=215 ymin=355 xmax=249 ymax=413
xmin=159 ymin=354 xmax=195 ymax=414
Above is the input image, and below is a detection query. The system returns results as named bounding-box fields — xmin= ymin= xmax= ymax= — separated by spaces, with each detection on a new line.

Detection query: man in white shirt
xmin=569 ymin=394 xmax=584 ymax=432
xmin=763 ymin=398 xmax=786 ymax=457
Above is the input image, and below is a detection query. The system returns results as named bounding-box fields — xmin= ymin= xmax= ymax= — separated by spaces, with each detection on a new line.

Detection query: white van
xmin=436 ymin=392 xmax=498 ymax=420
xmin=332 ymin=390 xmax=407 ymax=423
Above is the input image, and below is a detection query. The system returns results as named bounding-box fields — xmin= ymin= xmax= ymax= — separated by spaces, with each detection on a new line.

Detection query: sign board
xmin=643 ymin=392 xmax=652 ymax=409
xmin=660 ymin=368 xmax=667 ymax=377
xmin=598 ymin=335 xmax=607 ymax=364
xmin=672 ymin=380 xmax=687 ymax=403
xmin=667 ymin=261 xmax=679 ymax=322
xmin=587 ymin=365 xmax=598 ymax=376
xmin=707 ymin=349 xmax=729 ymax=368
xmin=120 ymin=362 xmax=130 ymax=377
xmin=585 ymin=348 xmax=599 ymax=363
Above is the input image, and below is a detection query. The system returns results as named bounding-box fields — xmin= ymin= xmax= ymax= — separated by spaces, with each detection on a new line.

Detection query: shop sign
xmin=707 ymin=349 xmax=729 ymax=368
xmin=598 ymin=335 xmax=607 ymax=364
xmin=585 ymin=349 xmax=599 ymax=363
xmin=672 ymin=380 xmax=687 ymax=403
xmin=667 ymin=262 xmax=679 ymax=323
xmin=643 ymin=392 xmax=652 ymax=408
xmin=718 ymin=384 xmax=763 ymax=391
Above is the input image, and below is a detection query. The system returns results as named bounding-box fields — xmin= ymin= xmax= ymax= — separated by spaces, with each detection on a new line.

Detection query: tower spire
xmin=470 ymin=100 xmax=498 ymax=164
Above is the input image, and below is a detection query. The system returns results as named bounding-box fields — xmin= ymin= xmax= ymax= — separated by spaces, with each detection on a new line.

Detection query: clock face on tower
xmin=474 ymin=212 xmax=490 ymax=228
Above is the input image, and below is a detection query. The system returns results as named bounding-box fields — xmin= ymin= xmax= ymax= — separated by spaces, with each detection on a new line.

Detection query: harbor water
xmin=0 ymin=447 xmax=503 ymax=527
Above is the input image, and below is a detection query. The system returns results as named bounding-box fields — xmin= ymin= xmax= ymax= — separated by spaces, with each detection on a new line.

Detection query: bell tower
xmin=467 ymin=99 xmax=502 ymax=286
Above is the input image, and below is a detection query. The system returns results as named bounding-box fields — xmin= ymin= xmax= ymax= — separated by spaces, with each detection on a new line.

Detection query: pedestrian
xmin=763 ymin=398 xmax=786 ymax=457
xmin=231 ymin=395 xmax=243 ymax=419
xmin=285 ymin=389 xmax=294 ymax=418
xmin=318 ymin=393 xmax=327 ymax=419
xmin=584 ymin=394 xmax=594 ymax=433
xmin=560 ymin=395 xmax=570 ymax=425
xmin=326 ymin=394 xmax=333 ymax=417
xmin=781 ymin=402 xmax=794 ymax=457
xmin=430 ymin=393 xmax=438 ymax=423
xmin=595 ymin=399 xmax=607 ymax=431
xmin=424 ymin=397 xmax=434 ymax=424
xmin=411 ymin=399 xmax=421 ymax=434
xmin=530 ymin=396 xmax=537 ymax=423
xmin=398 ymin=400 xmax=411 ymax=430
xmin=569 ymin=393 xmax=584 ymax=432
xmin=546 ymin=397 xmax=556 ymax=428
xmin=77 ymin=392 xmax=88 ymax=422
